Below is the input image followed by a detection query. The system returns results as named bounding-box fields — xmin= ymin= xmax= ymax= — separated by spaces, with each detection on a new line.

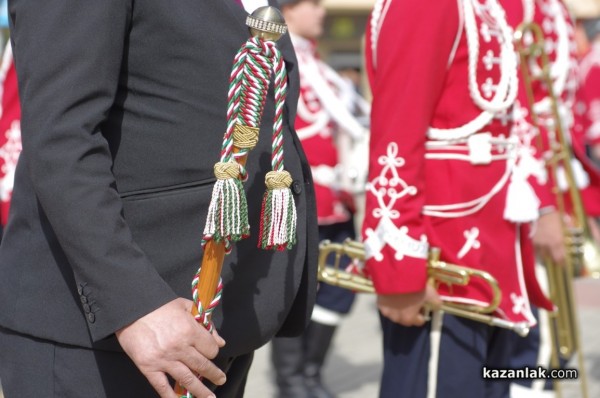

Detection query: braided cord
xmin=202 ymin=37 xmax=277 ymax=249
xmin=256 ymin=40 xmax=297 ymax=250
xmin=270 ymin=42 xmax=288 ymax=171
xmin=191 ymin=270 xmax=224 ymax=333
xmin=223 ymin=47 xmax=250 ymax=163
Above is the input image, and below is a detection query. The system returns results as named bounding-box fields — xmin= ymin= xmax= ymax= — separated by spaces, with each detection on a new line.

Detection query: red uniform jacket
xmin=362 ymin=0 xmax=552 ymax=326
xmin=0 ymin=44 xmax=21 ymax=227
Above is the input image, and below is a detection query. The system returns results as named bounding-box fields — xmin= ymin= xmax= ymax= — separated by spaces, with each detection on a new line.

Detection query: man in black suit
xmin=0 ymin=1 xmax=318 ymax=397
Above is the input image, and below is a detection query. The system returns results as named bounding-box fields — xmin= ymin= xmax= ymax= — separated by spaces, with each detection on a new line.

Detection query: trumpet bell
xmin=317 ymin=239 xmax=374 ymax=293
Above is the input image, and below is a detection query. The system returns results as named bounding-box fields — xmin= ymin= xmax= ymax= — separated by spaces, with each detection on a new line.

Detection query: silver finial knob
xmin=246 ymin=6 xmax=287 ymax=41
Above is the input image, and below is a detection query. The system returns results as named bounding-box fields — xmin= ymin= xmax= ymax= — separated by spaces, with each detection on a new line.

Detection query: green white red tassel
xmin=202 ymin=161 xmax=250 ymax=251
xmin=258 ymin=170 xmax=297 ymax=250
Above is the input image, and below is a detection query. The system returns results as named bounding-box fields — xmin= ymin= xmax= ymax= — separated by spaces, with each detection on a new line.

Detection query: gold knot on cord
xmin=233 ymin=124 xmax=260 ymax=149
xmin=265 ymin=170 xmax=292 ymax=189
xmin=214 ymin=162 xmax=240 ymax=180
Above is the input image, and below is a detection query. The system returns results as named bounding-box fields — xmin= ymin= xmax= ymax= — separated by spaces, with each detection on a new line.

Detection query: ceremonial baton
xmin=175 ymin=6 xmax=295 ymax=397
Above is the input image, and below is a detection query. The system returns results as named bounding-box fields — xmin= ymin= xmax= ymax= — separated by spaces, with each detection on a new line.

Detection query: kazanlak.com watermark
xmin=482 ymin=366 xmax=578 ymax=380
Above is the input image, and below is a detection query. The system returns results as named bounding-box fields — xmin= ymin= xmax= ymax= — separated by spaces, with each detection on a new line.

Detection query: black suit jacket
xmin=0 ymin=0 xmax=318 ymax=357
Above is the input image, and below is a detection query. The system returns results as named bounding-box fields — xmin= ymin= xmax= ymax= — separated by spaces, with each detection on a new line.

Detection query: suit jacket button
xmin=77 ymin=285 xmax=83 ymax=295
xmin=80 ymin=295 xmax=88 ymax=304
xmin=87 ymin=313 xmax=96 ymax=323
xmin=83 ymin=303 xmax=91 ymax=313
xmin=291 ymin=180 xmax=302 ymax=195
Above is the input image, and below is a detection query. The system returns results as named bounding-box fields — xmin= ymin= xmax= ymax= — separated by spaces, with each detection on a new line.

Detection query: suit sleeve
xmin=361 ymin=0 xmax=459 ymax=294
xmin=9 ymin=0 xmax=177 ymax=341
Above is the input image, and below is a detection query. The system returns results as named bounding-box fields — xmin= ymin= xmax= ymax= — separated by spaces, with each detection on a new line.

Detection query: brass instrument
xmin=514 ymin=21 xmax=594 ymax=398
xmin=318 ymin=239 xmax=531 ymax=337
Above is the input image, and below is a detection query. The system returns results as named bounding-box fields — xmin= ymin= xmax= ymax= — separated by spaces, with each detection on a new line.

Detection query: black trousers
xmin=0 ymin=327 xmax=253 ymax=398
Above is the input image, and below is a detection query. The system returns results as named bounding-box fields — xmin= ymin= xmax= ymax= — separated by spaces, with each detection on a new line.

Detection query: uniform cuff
xmin=367 ymin=254 xmax=428 ymax=294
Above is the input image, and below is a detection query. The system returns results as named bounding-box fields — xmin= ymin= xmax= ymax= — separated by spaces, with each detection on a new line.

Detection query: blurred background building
xmin=321 ymin=0 xmax=373 ymax=88
xmin=321 ymin=0 xmax=372 ymax=67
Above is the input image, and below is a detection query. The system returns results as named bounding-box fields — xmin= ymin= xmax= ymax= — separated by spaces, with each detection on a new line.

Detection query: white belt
xmin=311 ymin=165 xmax=337 ymax=187
xmin=423 ymin=133 xmax=523 ymax=219
xmin=425 ymin=132 xmax=518 ymax=165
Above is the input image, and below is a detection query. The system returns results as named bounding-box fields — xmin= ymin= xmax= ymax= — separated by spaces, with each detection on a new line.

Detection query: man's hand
xmin=377 ymin=284 xmax=442 ymax=327
xmin=116 ymin=298 xmax=226 ymax=398
xmin=533 ymin=211 xmax=567 ymax=266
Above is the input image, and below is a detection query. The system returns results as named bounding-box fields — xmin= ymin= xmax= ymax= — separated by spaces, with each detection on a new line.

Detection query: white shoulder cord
xmin=428 ymin=0 xmax=519 ymax=140
xmin=523 ymin=0 xmax=571 ymax=101
xmin=547 ymin=0 xmax=571 ymax=99
xmin=529 ymin=0 xmax=571 ymax=113
xmin=531 ymin=0 xmax=574 ymax=117
xmin=315 ymin=62 xmax=369 ymax=140
xmin=293 ymin=42 xmax=331 ymax=141
xmin=464 ymin=0 xmax=518 ymax=112
xmin=322 ymin=65 xmax=370 ymax=116
xmin=291 ymin=33 xmax=368 ymax=141
xmin=533 ymin=0 xmax=588 ymax=191
xmin=522 ymin=0 xmax=535 ymax=24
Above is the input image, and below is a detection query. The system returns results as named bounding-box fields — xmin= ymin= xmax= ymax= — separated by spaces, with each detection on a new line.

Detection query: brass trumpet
xmin=318 ymin=239 xmax=531 ymax=337
xmin=514 ymin=21 xmax=593 ymax=398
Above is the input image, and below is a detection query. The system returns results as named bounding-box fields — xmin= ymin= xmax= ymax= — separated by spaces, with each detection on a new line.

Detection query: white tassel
xmin=270 ymin=188 xmax=297 ymax=246
xmin=504 ymin=148 xmax=544 ymax=222
xmin=258 ymin=170 xmax=298 ymax=250
xmin=556 ymin=158 xmax=590 ymax=192
xmin=504 ymin=175 xmax=540 ymax=223
xmin=202 ymin=177 xmax=249 ymax=241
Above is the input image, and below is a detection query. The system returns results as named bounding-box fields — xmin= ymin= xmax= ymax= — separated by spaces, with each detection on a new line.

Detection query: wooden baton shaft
xmin=174 ymin=148 xmax=248 ymax=396
xmin=195 ymin=148 xmax=248 ymax=319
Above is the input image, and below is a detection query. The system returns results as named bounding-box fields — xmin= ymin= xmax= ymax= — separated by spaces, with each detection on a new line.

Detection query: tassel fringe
xmin=504 ymin=174 xmax=540 ymax=223
xmin=202 ymin=161 xmax=250 ymax=247
xmin=258 ymin=170 xmax=297 ymax=250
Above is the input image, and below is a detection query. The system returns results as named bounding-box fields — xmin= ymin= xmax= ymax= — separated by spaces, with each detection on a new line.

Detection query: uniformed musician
xmin=505 ymin=1 xmax=600 ymax=396
xmin=362 ymin=1 xmax=553 ymax=397
xmin=271 ymin=1 xmax=370 ymax=397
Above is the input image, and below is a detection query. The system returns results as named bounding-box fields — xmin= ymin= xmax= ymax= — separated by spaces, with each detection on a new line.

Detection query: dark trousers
xmin=379 ymin=312 xmax=513 ymax=398
xmin=510 ymin=305 xmax=567 ymax=393
xmin=0 ymin=327 xmax=253 ymax=398
xmin=316 ymin=219 xmax=356 ymax=314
